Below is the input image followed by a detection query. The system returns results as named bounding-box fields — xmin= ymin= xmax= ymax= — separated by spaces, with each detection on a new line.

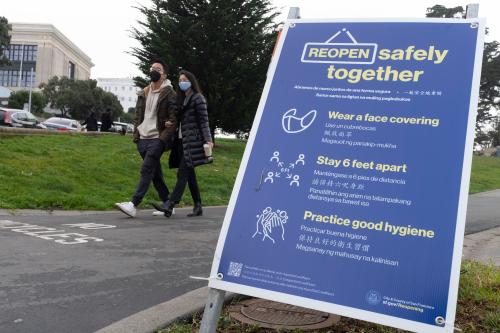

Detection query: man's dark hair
xmin=152 ymin=58 xmax=168 ymax=73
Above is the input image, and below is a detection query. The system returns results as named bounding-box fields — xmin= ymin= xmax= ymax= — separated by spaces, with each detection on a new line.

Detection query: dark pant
xmin=170 ymin=144 xmax=201 ymax=204
xmin=132 ymin=139 xmax=169 ymax=206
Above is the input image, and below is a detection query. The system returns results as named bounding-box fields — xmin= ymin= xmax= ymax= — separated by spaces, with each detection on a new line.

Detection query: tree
xmin=8 ymin=90 xmax=47 ymax=114
xmin=426 ymin=5 xmax=464 ymax=18
xmin=489 ymin=116 xmax=500 ymax=147
xmin=99 ymin=90 xmax=124 ymax=121
xmin=40 ymin=76 xmax=123 ymax=120
xmin=40 ymin=76 xmax=73 ymax=117
xmin=121 ymin=109 xmax=135 ymax=123
xmin=0 ymin=17 xmax=11 ymax=66
xmin=426 ymin=5 xmax=500 ymax=143
xmin=130 ymin=0 xmax=279 ymax=136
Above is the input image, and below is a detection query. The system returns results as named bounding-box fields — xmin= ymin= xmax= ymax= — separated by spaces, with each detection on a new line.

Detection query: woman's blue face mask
xmin=179 ymin=81 xmax=192 ymax=91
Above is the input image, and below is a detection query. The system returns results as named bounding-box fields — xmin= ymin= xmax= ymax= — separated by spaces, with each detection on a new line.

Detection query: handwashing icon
xmin=281 ymin=108 xmax=317 ymax=134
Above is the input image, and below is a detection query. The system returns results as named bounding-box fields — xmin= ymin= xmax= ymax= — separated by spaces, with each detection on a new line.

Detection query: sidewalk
xmin=462 ymin=226 xmax=500 ymax=265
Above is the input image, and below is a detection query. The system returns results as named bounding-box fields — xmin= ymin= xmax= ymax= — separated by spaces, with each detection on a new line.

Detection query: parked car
xmin=0 ymin=107 xmax=45 ymax=129
xmin=111 ymin=122 xmax=134 ymax=133
xmin=42 ymin=117 xmax=82 ymax=132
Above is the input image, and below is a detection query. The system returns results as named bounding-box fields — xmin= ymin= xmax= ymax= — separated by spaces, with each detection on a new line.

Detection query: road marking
xmin=0 ymin=220 xmax=104 ymax=245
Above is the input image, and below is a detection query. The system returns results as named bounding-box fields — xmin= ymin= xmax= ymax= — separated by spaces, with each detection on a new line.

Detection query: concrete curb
xmin=0 ymin=126 xmax=121 ymax=136
xmin=0 ymin=209 xmax=121 ymax=216
xmin=0 ymin=206 xmax=228 ymax=217
xmin=469 ymin=189 xmax=500 ymax=197
xmin=94 ymin=287 xmax=234 ymax=333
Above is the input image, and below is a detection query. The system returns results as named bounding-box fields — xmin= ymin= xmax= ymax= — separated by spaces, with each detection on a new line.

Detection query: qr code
xmin=227 ymin=262 xmax=243 ymax=277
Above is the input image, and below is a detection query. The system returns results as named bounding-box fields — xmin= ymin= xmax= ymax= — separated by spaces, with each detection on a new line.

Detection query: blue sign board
xmin=209 ymin=18 xmax=484 ymax=333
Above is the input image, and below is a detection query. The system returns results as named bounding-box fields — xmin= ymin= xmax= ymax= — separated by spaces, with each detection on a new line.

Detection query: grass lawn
xmin=0 ymin=134 xmax=244 ymax=210
xmin=158 ymin=261 xmax=499 ymax=333
xmin=469 ymin=155 xmax=500 ymax=194
xmin=0 ymin=134 xmax=499 ymax=210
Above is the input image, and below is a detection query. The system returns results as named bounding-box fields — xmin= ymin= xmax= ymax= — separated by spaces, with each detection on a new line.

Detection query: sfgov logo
xmin=282 ymin=108 xmax=317 ymax=134
xmin=366 ymin=290 xmax=382 ymax=305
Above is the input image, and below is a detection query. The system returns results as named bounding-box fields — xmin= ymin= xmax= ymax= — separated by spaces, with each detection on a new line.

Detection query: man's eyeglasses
xmin=150 ymin=67 xmax=163 ymax=73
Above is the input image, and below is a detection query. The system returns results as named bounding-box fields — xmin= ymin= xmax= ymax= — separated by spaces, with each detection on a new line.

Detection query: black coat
xmin=169 ymin=92 xmax=212 ymax=168
xmin=83 ymin=116 xmax=98 ymax=131
xmin=100 ymin=112 xmax=113 ymax=132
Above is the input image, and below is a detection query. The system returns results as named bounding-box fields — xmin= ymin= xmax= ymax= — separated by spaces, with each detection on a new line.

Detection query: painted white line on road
xmin=0 ymin=220 xmax=104 ymax=245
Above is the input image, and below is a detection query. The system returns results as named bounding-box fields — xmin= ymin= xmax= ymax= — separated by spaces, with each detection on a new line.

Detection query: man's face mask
xmin=149 ymin=70 xmax=161 ymax=82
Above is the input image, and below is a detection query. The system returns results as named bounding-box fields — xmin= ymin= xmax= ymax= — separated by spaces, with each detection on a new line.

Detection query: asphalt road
xmin=0 ymin=191 xmax=498 ymax=333
xmin=0 ymin=207 xmax=225 ymax=333
xmin=465 ymin=190 xmax=500 ymax=233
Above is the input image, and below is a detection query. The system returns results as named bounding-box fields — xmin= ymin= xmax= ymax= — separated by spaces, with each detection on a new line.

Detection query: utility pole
xmin=465 ymin=3 xmax=479 ymax=18
xmin=18 ymin=44 xmax=24 ymax=88
xmin=28 ymin=67 xmax=34 ymax=112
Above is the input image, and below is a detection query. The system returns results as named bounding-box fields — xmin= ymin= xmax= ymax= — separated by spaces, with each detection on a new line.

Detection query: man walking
xmin=82 ymin=112 xmax=98 ymax=132
xmin=100 ymin=109 xmax=113 ymax=132
xmin=115 ymin=59 xmax=177 ymax=217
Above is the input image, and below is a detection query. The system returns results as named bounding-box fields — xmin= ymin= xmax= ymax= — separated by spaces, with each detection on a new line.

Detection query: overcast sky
xmin=2 ymin=0 xmax=498 ymax=79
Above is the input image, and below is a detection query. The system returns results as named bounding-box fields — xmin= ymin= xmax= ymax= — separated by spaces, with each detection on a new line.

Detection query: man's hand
xmin=165 ymin=121 xmax=174 ymax=128
xmin=206 ymin=141 xmax=214 ymax=149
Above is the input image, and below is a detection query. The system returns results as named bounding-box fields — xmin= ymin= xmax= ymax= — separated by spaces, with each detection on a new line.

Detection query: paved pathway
xmin=0 ymin=190 xmax=498 ymax=333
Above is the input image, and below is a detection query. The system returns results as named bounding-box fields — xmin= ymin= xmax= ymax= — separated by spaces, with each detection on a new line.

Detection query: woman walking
xmin=159 ymin=70 xmax=213 ymax=217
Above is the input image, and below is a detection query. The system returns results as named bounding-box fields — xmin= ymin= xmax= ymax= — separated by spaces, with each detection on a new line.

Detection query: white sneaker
xmin=115 ymin=201 xmax=136 ymax=217
xmin=152 ymin=208 xmax=175 ymax=216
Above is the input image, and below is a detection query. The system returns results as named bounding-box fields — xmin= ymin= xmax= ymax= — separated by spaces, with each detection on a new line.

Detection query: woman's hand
xmin=206 ymin=141 xmax=214 ymax=149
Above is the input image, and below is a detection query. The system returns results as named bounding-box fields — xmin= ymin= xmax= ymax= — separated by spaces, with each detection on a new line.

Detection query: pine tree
xmin=0 ymin=17 xmax=11 ymax=66
xmin=427 ymin=5 xmax=500 ymax=143
xmin=130 ymin=0 xmax=279 ymax=136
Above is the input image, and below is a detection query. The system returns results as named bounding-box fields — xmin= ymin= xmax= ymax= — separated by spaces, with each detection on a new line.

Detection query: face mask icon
xmin=281 ymin=108 xmax=317 ymax=134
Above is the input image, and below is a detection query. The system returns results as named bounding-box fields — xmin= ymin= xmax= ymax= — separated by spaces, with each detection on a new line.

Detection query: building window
xmin=128 ymin=97 xmax=132 ymax=102
xmin=122 ymin=86 xmax=125 ymax=91
xmin=0 ymin=69 xmax=36 ymax=88
xmin=24 ymin=45 xmax=38 ymax=62
xmin=114 ymin=87 xmax=117 ymax=91
xmin=4 ymin=44 xmax=38 ymax=62
xmin=129 ymin=86 xmax=132 ymax=91
xmin=68 ymin=61 xmax=75 ymax=79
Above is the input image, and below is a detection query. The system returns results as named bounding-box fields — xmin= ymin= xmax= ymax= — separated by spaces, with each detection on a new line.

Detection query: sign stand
xmin=466 ymin=3 xmax=478 ymax=18
xmin=199 ymin=4 xmax=480 ymax=333
xmin=198 ymin=7 xmax=301 ymax=333
xmin=199 ymin=288 xmax=226 ymax=333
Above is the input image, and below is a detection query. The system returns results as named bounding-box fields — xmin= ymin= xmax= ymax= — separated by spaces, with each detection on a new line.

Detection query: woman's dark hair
xmin=177 ymin=69 xmax=203 ymax=104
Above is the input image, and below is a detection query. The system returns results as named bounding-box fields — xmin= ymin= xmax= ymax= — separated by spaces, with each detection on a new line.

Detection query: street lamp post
xmin=18 ymin=44 xmax=24 ymax=88
xmin=28 ymin=67 xmax=34 ymax=112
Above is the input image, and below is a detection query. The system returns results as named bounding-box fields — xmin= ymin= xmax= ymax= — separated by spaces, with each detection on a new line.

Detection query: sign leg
xmin=199 ymin=288 xmax=226 ymax=333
